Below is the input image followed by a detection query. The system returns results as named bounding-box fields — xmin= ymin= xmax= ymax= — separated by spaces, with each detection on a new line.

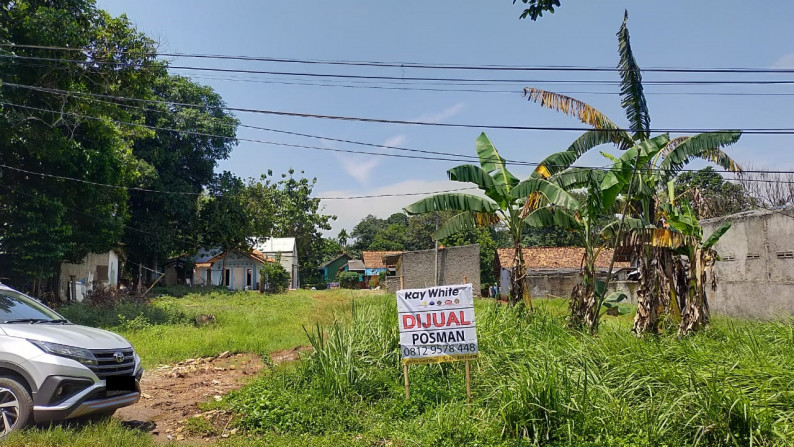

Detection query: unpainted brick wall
xmin=396 ymin=244 xmax=480 ymax=296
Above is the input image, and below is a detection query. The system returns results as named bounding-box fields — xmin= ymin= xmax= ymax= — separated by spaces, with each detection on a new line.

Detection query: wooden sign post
xmin=396 ymin=283 xmax=478 ymax=402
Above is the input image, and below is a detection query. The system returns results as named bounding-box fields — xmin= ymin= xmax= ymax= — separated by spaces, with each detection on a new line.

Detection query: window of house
xmin=247 ymin=269 xmax=252 ymax=287
xmin=224 ymin=269 xmax=231 ymax=286
xmin=96 ymin=265 xmax=109 ymax=282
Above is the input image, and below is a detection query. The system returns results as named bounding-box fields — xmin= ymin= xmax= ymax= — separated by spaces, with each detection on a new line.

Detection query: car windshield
xmin=0 ymin=288 xmax=65 ymax=322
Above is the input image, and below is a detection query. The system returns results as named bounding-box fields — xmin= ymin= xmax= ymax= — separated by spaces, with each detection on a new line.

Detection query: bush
xmin=260 ymin=262 xmax=290 ymax=294
xmin=338 ymin=272 xmax=360 ymax=289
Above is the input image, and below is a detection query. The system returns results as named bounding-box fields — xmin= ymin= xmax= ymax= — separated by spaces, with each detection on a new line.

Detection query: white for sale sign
xmin=397 ymin=284 xmax=479 ymax=365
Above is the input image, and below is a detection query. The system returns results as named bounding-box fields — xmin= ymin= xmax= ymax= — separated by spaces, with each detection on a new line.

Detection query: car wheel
xmin=0 ymin=377 xmax=33 ymax=437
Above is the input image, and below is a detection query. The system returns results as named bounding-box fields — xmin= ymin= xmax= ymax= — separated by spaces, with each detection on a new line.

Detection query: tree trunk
xmin=509 ymin=241 xmax=530 ymax=307
xmin=678 ymin=247 xmax=711 ymax=334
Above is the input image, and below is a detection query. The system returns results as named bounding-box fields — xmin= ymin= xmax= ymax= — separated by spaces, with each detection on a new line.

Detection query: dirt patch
xmin=115 ymin=352 xmax=266 ymax=443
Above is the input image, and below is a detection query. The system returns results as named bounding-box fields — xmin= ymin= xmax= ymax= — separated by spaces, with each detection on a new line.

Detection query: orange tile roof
xmin=362 ymin=251 xmax=402 ymax=269
xmin=495 ymin=247 xmax=629 ymax=270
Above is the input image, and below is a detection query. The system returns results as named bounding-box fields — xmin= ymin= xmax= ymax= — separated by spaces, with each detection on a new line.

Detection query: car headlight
xmin=29 ymin=340 xmax=98 ymax=366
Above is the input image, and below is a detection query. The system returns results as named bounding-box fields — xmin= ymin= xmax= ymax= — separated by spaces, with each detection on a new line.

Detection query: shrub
xmin=260 ymin=262 xmax=290 ymax=294
xmin=338 ymin=272 xmax=360 ymax=289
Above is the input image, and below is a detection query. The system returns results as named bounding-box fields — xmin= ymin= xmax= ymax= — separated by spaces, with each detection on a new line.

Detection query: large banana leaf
xmin=510 ymin=177 xmax=581 ymax=210
xmin=551 ymin=167 xmax=606 ymax=191
xmin=657 ymin=131 xmax=742 ymax=182
xmin=600 ymin=217 xmax=646 ymax=241
xmin=475 ymin=132 xmax=519 ymax=189
xmin=702 ymin=221 xmax=732 ymax=250
xmin=600 ymin=134 xmax=669 ymax=210
xmin=523 ymin=207 xmax=582 ymax=231
xmin=523 ymin=88 xmax=626 ymax=132
xmin=432 ymin=211 xmax=499 ymax=241
xmin=530 ymin=150 xmax=579 ymax=179
xmin=617 ymin=10 xmax=650 ymax=141
xmin=621 ymin=227 xmax=698 ymax=250
xmin=403 ymin=193 xmax=498 ymax=215
xmin=447 ymin=164 xmax=507 ymax=206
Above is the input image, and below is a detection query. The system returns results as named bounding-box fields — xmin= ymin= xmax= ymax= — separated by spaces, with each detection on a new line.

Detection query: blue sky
xmin=97 ymin=1 xmax=794 ymax=233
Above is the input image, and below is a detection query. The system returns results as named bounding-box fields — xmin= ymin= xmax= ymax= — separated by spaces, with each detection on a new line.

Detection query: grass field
xmin=7 ymin=288 xmax=794 ymax=446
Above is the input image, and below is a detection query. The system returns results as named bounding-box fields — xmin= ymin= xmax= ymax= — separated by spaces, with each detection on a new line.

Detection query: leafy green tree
xmin=0 ymin=0 xmax=163 ymax=293
xmin=260 ymin=262 xmax=290 ymax=294
xmin=514 ymin=0 xmax=562 ymax=21
xmin=125 ymin=75 xmax=239 ymax=273
xmin=405 ymin=132 xmax=551 ymax=306
xmin=369 ymin=223 xmax=408 ymax=251
xmin=675 ymin=167 xmax=751 ymax=219
xmin=338 ymin=271 xmax=360 ymax=289
xmin=351 ymin=215 xmax=387 ymax=252
xmin=520 ymin=12 xmax=742 ymax=333
xmin=199 ymin=172 xmax=252 ymax=257
xmin=267 ymin=170 xmax=335 ymax=285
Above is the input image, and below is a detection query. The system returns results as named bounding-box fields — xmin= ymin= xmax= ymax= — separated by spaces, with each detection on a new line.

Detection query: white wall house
xmin=255 ymin=237 xmax=299 ymax=289
xmin=193 ymin=249 xmax=271 ymax=291
xmin=59 ymin=250 xmax=121 ymax=302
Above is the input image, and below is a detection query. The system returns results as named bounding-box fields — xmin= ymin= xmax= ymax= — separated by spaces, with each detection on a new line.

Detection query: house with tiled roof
xmin=361 ymin=251 xmax=402 ymax=286
xmin=494 ymin=247 xmax=632 ymax=300
xmin=191 ymin=248 xmax=275 ymax=290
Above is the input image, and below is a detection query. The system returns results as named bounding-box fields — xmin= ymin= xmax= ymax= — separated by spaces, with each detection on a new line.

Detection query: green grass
xmin=14 ymin=289 xmax=794 ymax=446
xmin=58 ymin=287 xmax=377 ymax=368
xmin=223 ymin=297 xmax=794 ymax=446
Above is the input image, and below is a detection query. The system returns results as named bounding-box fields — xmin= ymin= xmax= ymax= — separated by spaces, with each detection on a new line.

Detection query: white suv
xmin=0 ymin=283 xmax=142 ymax=436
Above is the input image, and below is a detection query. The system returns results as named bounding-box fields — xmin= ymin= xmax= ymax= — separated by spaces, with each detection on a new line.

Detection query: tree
xmin=674 ymin=167 xmax=752 ymax=219
xmin=369 ymin=223 xmax=408 ymax=251
xmin=124 ymin=75 xmax=239 ymax=275
xmin=198 ymin=172 xmax=253 ymax=255
xmin=405 ymin=132 xmax=545 ymax=306
xmin=337 ymin=229 xmax=349 ymax=250
xmin=0 ymin=0 xmax=163 ymax=293
xmin=520 ymin=12 xmax=742 ymax=333
xmin=267 ymin=170 xmax=335 ymax=285
xmin=351 ymin=215 xmax=387 ymax=252
xmin=514 ymin=0 xmax=562 ymax=21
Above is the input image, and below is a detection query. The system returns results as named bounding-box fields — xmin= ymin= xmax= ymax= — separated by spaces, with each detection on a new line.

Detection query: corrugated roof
xmin=320 ymin=253 xmax=351 ymax=269
xmin=362 ymin=251 xmax=402 ymax=269
xmin=205 ymin=249 xmax=274 ymax=265
xmin=347 ymin=259 xmax=365 ymax=271
xmin=495 ymin=247 xmax=629 ymax=270
xmin=254 ymin=237 xmax=296 ymax=253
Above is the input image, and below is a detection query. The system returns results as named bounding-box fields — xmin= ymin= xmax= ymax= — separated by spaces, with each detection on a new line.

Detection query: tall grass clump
xmin=224 ymin=298 xmax=794 ymax=446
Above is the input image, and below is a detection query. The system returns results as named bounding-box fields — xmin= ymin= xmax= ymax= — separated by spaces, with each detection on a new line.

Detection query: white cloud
xmin=772 ymin=52 xmax=794 ymax=69
xmin=336 ymin=155 xmax=380 ymax=184
xmin=318 ymin=179 xmax=482 ymax=235
xmin=412 ymin=103 xmax=465 ymax=123
xmin=383 ymin=134 xmax=407 ymax=148
xmin=334 ymin=134 xmax=408 ymax=185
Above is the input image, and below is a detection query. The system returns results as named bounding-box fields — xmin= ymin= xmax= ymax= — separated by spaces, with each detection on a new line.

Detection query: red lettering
xmin=402 ymin=315 xmax=416 ymax=329
xmin=447 ymin=311 xmax=460 ymax=326
xmin=421 ymin=314 xmax=432 ymax=328
xmin=432 ymin=312 xmax=446 ymax=327
xmin=460 ymin=311 xmax=472 ymax=325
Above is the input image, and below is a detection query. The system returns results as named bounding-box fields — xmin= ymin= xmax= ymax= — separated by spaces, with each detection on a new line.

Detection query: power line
xmin=4 ymin=43 xmax=794 ymax=74
xmin=4 ymin=97 xmax=793 ymax=176
xmin=2 ymin=84 xmax=786 ymax=134
xmin=4 ymin=54 xmax=794 ymax=87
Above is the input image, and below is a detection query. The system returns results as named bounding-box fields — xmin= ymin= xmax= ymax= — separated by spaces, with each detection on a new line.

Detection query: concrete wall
xmin=393 ymin=245 xmax=480 ymax=296
xmin=703 ymin=208 xmax=794 ymax=318
xmin=498 ymin=268 xmax=638 ymax=303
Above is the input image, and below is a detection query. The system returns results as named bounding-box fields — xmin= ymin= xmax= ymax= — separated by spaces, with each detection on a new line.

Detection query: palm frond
xmin=433 ymin=211 xmax=498 ymax=241
xmin=510 ymin=177 xmax=581 ymax=210
xmin=523 ymin=207 xmax=582 ymax=231
xmin=475 ymin=132 xmax=519 ymax=189
xmin=617 ymin=10 xmax=650 ymax=140
xmin=447 ymin=164 xmax=507 ymax=205
xmin=524 ymin=88 xmax=623 ymax=130
xmin=658 ymin=131 xmax=743 ymax=176
xmin=403 ymin=193 xmax=498 ymax=215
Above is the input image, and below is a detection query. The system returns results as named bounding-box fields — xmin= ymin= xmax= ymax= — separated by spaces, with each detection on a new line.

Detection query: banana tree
xmin=512 ymin=134 xmax=671 ymax=333
xmin=404 ymin=132 xmax=572 ymax=307
xmin=660 ymin=182 xmax=732 ymax=334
